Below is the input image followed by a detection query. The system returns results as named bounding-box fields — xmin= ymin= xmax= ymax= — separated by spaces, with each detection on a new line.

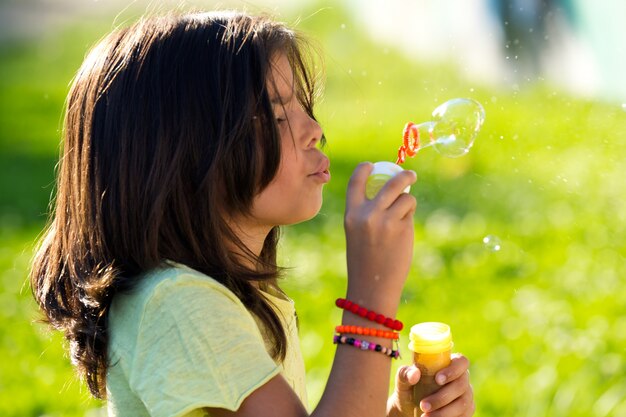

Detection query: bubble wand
xmin=366 ymin=98 xmax=486 ymax=199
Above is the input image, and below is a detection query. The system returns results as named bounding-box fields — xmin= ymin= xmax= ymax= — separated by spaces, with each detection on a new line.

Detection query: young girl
xmin=30 ymin=11 xmax=474 ymax=417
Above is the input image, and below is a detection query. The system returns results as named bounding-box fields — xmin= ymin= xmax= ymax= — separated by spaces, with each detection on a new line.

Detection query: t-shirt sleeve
xmin=128 ymin=275 xmax=281 ymax=417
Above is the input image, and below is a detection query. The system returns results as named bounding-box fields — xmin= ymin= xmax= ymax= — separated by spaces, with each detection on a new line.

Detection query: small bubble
xmin=483 ymin=235 xmax=502 ymax=252
xmin=499 ymin=135 xmax=504 ymax=140
xmin=340 ymin=23 xmax=346 ymax=29
xmin=622 ymin=103 xmax=626 ymax=111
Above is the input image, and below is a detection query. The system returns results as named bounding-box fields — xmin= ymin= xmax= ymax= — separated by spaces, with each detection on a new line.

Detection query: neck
xmin=227 ymin=216 xmax=273 ymax=270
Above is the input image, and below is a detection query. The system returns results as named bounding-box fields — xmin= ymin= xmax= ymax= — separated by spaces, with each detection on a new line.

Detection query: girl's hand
xmin=343 ymin=162 xmax=417 ymax=311
xmin=387 ymin=354 xmax=474 ymax=417
xmin=386 ymin=364 xmax=422 ymax=417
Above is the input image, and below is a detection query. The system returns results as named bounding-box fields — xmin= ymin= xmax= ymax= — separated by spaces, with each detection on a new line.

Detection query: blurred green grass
xmin=1 ymin=3 xmax=625 ymax=416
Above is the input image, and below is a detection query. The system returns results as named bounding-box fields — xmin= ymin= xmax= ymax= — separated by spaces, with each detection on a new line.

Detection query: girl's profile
xmin=30 ymin=11 xmax=474 ymax=417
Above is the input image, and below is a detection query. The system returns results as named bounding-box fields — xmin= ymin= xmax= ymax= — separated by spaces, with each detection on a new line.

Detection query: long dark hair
xmin=30 ymin=11 xmax=320 ymax=399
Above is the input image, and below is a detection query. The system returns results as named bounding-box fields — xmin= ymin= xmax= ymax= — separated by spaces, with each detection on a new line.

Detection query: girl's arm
xmin=209 ymin=163 xmax=418 ymax=417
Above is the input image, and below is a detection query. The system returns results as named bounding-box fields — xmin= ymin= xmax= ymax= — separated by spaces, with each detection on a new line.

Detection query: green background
xmin=1 ymin=2 xmax=625 ymax=416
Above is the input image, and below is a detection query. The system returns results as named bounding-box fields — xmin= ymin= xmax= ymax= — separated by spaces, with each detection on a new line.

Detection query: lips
xmin=310 ymin=157 xmax=331 ymax=183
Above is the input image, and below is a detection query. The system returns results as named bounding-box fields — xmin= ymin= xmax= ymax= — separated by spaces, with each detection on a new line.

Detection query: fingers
xmin=395 ymin=365 xmax=421 ymax=393
xmin=387 ymin=192 xmax=417 ymax=220
xmin=421 ymin=370 xmax=471 ymax=413
xmin=374 ymin=169 xmax=417 ymax=208
xmin=418 ymin=355 xmax=473 ymax=416
xmin=346 ymin=162 xmax=373 ymax=208
xmin=390 ymin=365 xmax=422 ymax=417
xmin=346 ymin=163 xmax=416 ymax=213
xmin=422 ymin=390 xmax=475 ymax=417
xmin=435 ymin=354 xmax=470 ymax=386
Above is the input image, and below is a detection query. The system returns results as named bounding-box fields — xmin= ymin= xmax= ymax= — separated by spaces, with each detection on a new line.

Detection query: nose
xmin=306 ymin=115 xmax=324 ymax=149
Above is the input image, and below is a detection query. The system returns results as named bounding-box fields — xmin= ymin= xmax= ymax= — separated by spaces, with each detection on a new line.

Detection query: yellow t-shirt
xmin=106 ymin=261 xmax=307 ymax=417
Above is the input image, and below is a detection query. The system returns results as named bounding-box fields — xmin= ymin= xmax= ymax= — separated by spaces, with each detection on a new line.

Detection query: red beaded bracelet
xmin=335 ymin=298 xmax=404 ymax=331
xmin=335 ymin=325 xmax=399 ymax=340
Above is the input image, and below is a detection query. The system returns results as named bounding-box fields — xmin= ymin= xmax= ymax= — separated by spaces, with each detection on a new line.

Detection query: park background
xmin=1 ymin=0 xmax=625 ymax=416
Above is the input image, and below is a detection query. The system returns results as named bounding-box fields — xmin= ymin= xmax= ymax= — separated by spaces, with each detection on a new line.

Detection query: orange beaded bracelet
xmin=335 ymin=325 xmax=399 ymax=340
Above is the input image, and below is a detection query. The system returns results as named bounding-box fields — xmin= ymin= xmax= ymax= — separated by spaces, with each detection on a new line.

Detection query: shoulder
xmin=141 ymin=261 xmax=241 ymax=302
xmin=114 ymin=261 xmax=246 ymax=316
xmin=108 ymin=262 xmax=282 ymax=416
xmin=109 ymin=260 xmax=273 ymax=373
xmin=108 ymin=261 xmax=259 ymax=356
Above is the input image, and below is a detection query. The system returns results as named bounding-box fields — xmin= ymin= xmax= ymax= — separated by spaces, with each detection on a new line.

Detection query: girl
xmin=30 ymin=11 xmax=474 ymax=417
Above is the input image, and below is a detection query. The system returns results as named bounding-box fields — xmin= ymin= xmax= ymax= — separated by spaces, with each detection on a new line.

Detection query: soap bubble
xmin=396 ymin=98 xmax=486 ymax=163
xmin=370 ymin=98 xmax=486 ymax=199
xmin=483 ymin=235 xmax=502 ymax=252
xmin=431 ymin=98 xmax=486 ymax=157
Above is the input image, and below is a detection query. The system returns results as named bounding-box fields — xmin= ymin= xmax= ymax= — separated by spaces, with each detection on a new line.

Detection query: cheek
xmin=277 ymin=142 xmax=299 ymax=175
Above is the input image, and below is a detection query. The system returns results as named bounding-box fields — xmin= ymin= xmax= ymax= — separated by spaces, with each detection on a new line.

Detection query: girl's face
xmin=248 ymin=53 xmax=328 ymax=230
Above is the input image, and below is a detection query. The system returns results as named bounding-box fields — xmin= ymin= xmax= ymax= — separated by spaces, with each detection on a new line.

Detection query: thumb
xmin=395 ymin=365 xmax=421 ymax=393
xmin=391 ymin=365 xmax=422 ymax=414
xmin=345 ymin=162 xmax=373 ymax=208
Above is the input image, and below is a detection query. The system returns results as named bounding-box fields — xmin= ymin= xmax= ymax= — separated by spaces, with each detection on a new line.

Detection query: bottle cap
xmin=408 ymin=322 xmax=453 ymax=354
xmin=365 ymin=161 xmax=409 ymax=199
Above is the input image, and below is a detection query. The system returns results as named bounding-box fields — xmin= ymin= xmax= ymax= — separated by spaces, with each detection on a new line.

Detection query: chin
xmin=287 ymin=201 xmax=324 ymax=225
xmin=307 ymin=199 xmax=324 ymax=220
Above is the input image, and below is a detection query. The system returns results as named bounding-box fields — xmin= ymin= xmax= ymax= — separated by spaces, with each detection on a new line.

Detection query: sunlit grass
xmin=1 ymin=3 xmax=625 ymax=416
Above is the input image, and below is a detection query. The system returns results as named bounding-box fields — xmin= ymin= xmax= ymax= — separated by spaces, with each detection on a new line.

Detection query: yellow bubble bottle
xmin=408 ymin=322 xmax=453 ymax=415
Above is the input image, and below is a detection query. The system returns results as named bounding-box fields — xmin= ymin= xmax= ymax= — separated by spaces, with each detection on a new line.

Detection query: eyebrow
xmin=270 ymin=91 xmax=295 ymax=105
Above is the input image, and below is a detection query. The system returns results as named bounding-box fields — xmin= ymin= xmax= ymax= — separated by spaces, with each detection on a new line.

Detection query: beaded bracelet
xmin=335 ymin=298 xmax=404 ymax=331
xmin=335 ymin=325 xmax=399 ymax=340
xmin=333 ymin=335 xmax=400 ymax=359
